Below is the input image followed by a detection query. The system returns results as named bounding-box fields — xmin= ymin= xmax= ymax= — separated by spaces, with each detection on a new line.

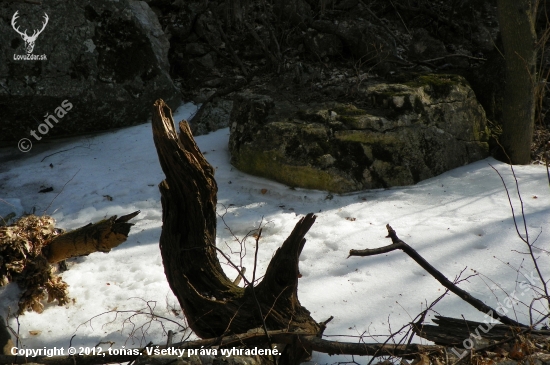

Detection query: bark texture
xmin=414 ymin=315 xmax=550 ymax=346
xmin=151 ymin=99 xmax=320 ymax=364
xmin=43 ymin=211 xmax=140 ymax=263
xmin=497 ymin=0 xmax=537 ymax=164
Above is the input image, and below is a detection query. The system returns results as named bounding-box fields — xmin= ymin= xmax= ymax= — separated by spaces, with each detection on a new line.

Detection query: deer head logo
xmin=11 ymin=11 xmax=49 ymax=54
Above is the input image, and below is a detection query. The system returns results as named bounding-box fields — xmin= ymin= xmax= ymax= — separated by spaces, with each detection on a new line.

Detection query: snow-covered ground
xmin=0 ymin=103 xmax=549 ymax=364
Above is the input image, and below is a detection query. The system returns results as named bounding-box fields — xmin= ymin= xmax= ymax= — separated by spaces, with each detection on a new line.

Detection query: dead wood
xmin=0 ymin=212 xmax=139 ymax=313
xmin=349 ymin=224 xmax=526 ymax=328
xmin=415 ymin=315 xmax=550 ymax=347
xmin=43 ymin=210 xmax=140 ymax=263
xmin=152 ymin=99 xmax=320 ymax=365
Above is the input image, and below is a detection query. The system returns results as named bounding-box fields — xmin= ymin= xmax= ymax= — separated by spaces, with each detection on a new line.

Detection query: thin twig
xmin=42 ymin=169 xmax=80 ymax=214
xmin=41 ymin=146 xmax=88 ymax=163
xmin=247 ymin=224 xmax=275 ymax=357
xmin=420 ymin=54 xmax=487 ymax=63
xmin=349 ymin=225 xmax=526 ymax=328
xmin=244 ymin=22 xmax=280 ymax=70
xmin=358 ymin=0 xmax=409 ymax=51
xmin=209 ymin=244 xmax=250 ymax=286
xmin=208 ymin=241 xmax=274 ymax=355
xmin=251 ymin=228 xmax=262 ymax=285
xmin=510 ymin=166 xmax=530 ymax=245
xmin=0 ymin=332 xmax=446 ymax=364
xmin=489 ymin=164 xmax=550 ymax=306
xmin=389 ymin=0 xmax=410 ymax=35
xmin=489 ymin=164 xmax=527 ymax=243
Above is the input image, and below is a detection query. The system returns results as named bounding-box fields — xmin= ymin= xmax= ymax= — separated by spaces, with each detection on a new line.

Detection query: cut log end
xmin=43 ymin=211 xmax=140 ymax=263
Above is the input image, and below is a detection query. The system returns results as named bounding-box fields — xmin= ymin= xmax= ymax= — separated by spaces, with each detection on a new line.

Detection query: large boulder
xmin=229 ymin=74 xmax=490 ymax=193
xmin=0 ymin=0 xmax=181 ymax=145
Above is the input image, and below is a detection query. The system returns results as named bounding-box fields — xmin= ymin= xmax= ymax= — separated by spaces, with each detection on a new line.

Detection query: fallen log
xmin=43 ymin=210 xmax=140 ymax=263
xmin=0 ymin=211 xmax=139 ymax=313
xmin=0 ymin=330 xmax=445 ymax=365
xmin=415 ymin=315 xmax=550 ymax=346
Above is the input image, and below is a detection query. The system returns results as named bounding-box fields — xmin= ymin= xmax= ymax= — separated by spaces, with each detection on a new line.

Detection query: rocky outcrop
xmin=0 ymin=0 xmax=181 ymax=144
xmin=229 ymin=74 xmax=489 ymax=193
xmin=190 ymin=98 xmax=234 ymax=136
xmin=308 ymin=19 xmax=396 ymax=64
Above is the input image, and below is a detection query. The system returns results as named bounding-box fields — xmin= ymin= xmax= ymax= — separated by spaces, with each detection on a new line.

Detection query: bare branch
xmin=349 ymin=225 xmax=526 ymax=328
xmin=0 ymin=330 xmax=445 ymax=365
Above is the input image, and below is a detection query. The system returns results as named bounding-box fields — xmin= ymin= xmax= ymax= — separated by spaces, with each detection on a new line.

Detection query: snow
xmin=0 ymin=102 xmax=549 ymax=364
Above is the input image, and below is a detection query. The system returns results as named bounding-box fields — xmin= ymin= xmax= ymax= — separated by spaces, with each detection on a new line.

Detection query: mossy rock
xmin=332 ymin=105 xmax=368 ymax=116
xmin=229 ymin=79 xmax=489 ymax=193
xmin=232 ymin=146 xmax=361 ymax=193
xmin=406 ymin=74 xmax=467 ymax=98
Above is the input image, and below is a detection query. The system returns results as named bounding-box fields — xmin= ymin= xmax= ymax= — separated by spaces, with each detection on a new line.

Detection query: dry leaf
xmin=260 ymin=189 xmax=267 ymax=194
xmin=509 ymin=343 xmax=526 ymax=360
xmin=29 ymin=330 xmax=42 ymax=336
xmin=410 ymin=354 xmax=429 ymax=365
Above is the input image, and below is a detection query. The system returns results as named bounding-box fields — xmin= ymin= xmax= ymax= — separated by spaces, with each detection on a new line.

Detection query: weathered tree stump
xmin=151 ymin=99 xmax=321 ymax=365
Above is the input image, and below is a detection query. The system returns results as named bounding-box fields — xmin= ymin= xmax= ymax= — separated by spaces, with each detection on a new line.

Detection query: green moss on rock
xmin=232 ymin=145 xmax=359 ymax=193
xmin=405 ymin=74 xmax=466 ymax=98
xmin=337 ymin=115 xmax=358 ymax=125
xmin=335 ymin=130 xmax=399 ymax=144
xmin=229 ymin=79 xmax=489 ymax=193
xmin=333 ymin=105 xmax=367 ymax=116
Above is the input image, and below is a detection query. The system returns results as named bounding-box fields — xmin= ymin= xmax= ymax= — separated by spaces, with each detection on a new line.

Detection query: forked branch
xmin=349 ymin=225 xmax=526 ymax=328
